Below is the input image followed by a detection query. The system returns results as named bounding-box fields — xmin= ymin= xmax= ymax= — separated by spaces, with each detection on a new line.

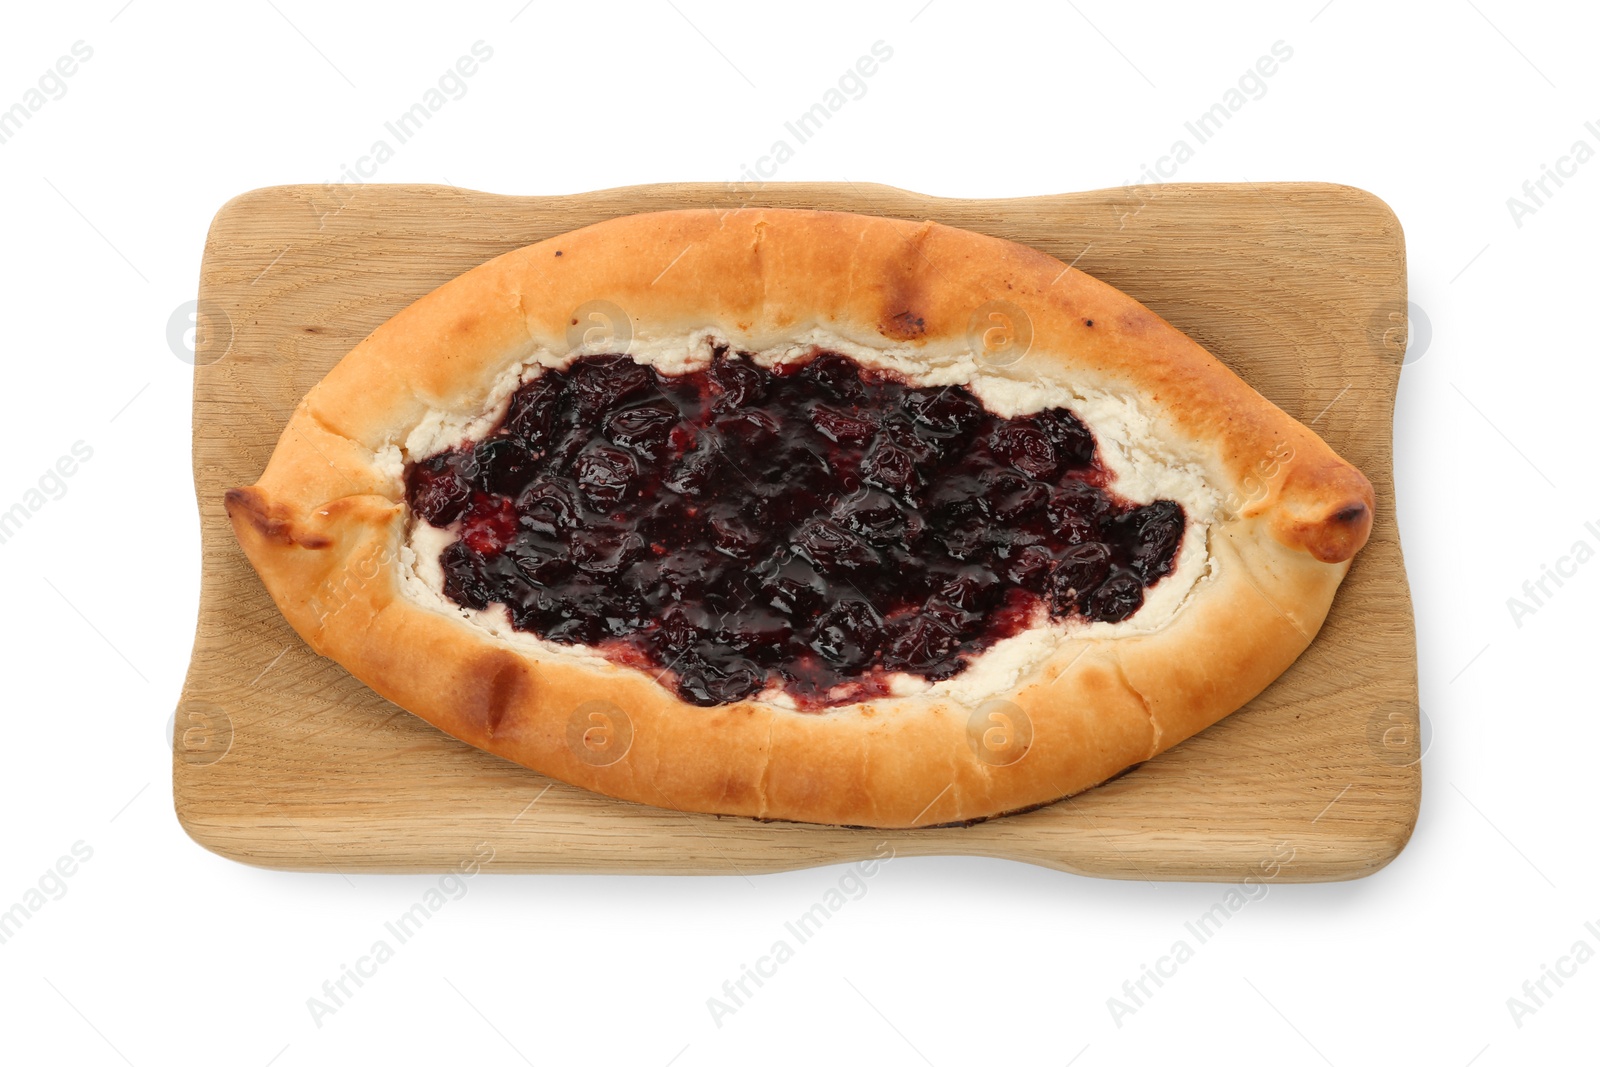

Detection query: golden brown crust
xmin=226 ymin=207 xmax=1374 ymax=828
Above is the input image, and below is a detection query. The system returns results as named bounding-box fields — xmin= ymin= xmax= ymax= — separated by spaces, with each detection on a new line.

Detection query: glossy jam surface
xmin=405 ymin=352 xmax=1185 ymax=708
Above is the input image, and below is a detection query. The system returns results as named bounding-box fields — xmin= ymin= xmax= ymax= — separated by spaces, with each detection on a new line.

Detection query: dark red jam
xmin=405 ymin=351 xmax=1184 ymax=708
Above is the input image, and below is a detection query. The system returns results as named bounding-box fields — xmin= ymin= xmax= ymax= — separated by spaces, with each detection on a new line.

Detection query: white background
xmin=1 ymin=1 xmax=1595 ymax=1064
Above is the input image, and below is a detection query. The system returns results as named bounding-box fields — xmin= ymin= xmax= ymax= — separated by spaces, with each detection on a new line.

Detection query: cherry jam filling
xmin=405 ymin=351 xmax=1185 ymax=708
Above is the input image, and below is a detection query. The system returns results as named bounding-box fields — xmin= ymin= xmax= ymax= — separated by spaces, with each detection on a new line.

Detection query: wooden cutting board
xmin=173 ymin=181 xmax=1419 ymax=882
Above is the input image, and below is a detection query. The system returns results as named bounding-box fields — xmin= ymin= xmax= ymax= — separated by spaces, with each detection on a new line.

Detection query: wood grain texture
xmin=173 ymin=181 xmax=1419 ymax=881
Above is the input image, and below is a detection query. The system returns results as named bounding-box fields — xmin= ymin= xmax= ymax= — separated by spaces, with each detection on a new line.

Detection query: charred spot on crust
xmin=225 ymin=487 xmax=332 ymax=549
xmin=885 ymin=310 xmax=927 ymax=339
xmin=224 ymin=486 xmax=259 ymax=515
xmin=462 ymin=651 xmax=530 ymax=739
xmin=405 ymin=352 xmax=1185 ymax=710
xmin=1117 ymin=307 xmax=1161 ymax=335
xmin=876 ymin=224 xmax=934 ymax=341
xmin=1303 ymin=498 xmax=1373 ymax=562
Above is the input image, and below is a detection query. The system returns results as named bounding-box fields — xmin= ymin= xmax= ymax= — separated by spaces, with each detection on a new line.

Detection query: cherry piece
xmin=571 ymin=445 xmax=637 ymax=508
xmin=809 ymin=600 xmax=884 ymax=669
xmin=406 ymin=450 xmax=475 ymax=526
xmin=605 ymin=402 xmax=679 ymax=460
xmin=809 ymin=405 xmax=878 ymax=444
xmin=903 ymin=387 xmax=984 ymax=436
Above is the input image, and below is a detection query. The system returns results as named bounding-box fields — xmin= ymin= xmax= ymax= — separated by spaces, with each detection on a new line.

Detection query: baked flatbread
xmin=226 ymin=207 xmax=1373 ymax=828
